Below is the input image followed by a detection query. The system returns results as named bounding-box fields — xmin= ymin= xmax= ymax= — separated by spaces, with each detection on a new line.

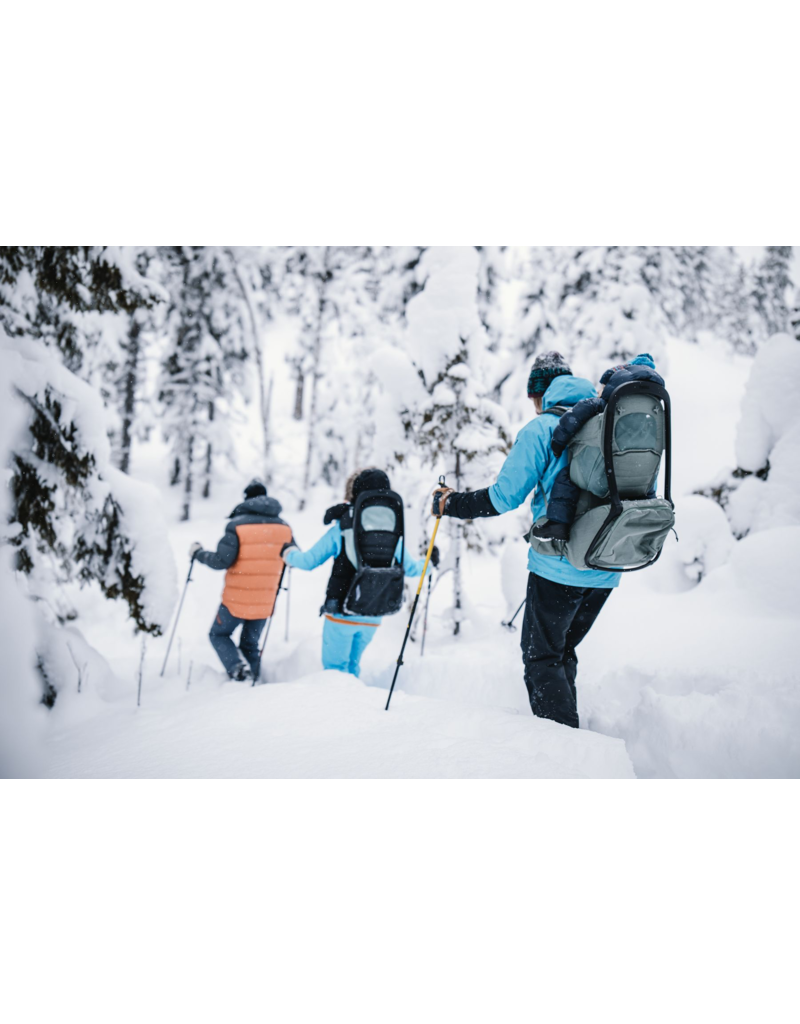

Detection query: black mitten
xmin=324 ymin=503 xmax=349 ymax=524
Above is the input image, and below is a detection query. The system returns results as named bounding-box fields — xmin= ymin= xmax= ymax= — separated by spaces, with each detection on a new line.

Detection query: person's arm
xmin=194 ymin=528 xmax=239 ymax=570
xmin=283 ymin=524 xmax=341 ymax=571
xmin=436 ymin=420 xmax=553 ymax=520
xmin=393 ymin=538 xmax=430 ymax=577
xmin=439 ymin=487 xmax=499 ymax=519
xmin=551 ymin=397 xmax=605 ymax=455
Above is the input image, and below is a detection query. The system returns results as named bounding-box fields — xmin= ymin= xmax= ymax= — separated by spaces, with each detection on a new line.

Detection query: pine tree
xmin=555 ymin=246 xmax=674 ymax=373
xmin=116 ymin=311 xmax=144 ymax=474
xmin=753 ymin=246 xmax=793 ymax=338
xmin=476 ymin=247 xmax=564 ymax=361
xmin=403 ymin=247 xmax=511 ymax=635
xmin=0 ymin=247 xmax=174 ymax=651
xmin=158 ymin=247 xmax=248 ymax=519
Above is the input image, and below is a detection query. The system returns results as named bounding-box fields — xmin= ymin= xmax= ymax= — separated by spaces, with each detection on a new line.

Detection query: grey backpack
xmin=528 ymin=380 xmax=675 ymax=572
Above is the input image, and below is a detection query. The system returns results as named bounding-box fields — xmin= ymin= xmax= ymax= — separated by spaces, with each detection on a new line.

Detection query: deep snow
xmin=36 ymin=335 xmax=800 ymax=779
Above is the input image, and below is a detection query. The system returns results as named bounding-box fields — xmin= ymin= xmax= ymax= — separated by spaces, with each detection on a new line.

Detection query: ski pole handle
xmin=431 ymin=473 xmax=449 ymax=518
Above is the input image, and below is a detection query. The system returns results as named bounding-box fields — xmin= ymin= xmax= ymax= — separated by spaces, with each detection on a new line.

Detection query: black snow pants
xmin=520 ymin=572 xmax=613 ymax=729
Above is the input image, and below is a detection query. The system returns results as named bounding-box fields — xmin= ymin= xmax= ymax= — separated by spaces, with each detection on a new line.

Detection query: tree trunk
xmin=202 ymin=403 xmax=214 ymax=499
xmin=181 ymin=435 xmax=193 ymax=521
xmin=228 ymin=251 xmax=271 ymax=479
xmin=170 ymin=457 xmax=181 ymax=486
xmin=118 ymin=315 xmax=141 ymax=474
xmin=293 ymin=370 xmax=305 ymax=421
xmin=299 ymin=250 xmax=329 ymax=511
xmin=263 ymin=373 xmax=274 ymax=481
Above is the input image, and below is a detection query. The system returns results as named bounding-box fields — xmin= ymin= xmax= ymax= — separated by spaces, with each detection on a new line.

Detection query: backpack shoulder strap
xmin=542 ymin=404 xmax=573 ymax=417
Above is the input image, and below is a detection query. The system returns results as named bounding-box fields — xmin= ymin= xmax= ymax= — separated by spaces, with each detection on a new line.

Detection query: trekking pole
xmin=255 ymin=564 xmax=286 ymax=686
xmin=501 ymin=597 xmax=526 ymax=632
xmin=386 ymin=475 xmax=446 ymax=711
xmin=160 ymin=557 xmax=195 ymax=677
xmin=284 ymin=568 xmax=291 ymax=642
xmin=420 ymin=571 xmax=433 ymax=657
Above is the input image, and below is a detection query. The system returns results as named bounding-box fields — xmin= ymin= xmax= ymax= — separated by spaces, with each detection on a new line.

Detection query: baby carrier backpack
xmin=340 ymin=489 xmax=406 ymax=616
xmin=530 ymin=380 xmax=675 ymax=571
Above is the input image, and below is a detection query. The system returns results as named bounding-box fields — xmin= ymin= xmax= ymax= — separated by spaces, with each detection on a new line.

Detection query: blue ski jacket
xmin=283 ymin=521 xmax=426 ymax=624
xmin=487 ymin=375 xmax=621 ymax=589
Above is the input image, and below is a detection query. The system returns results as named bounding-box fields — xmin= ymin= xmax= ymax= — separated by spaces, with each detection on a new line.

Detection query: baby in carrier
xmin=531 ymin=354 xmax=665 ymax=541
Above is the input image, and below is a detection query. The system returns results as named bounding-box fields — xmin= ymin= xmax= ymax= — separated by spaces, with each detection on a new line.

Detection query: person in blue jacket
xmin=431 ymin=351 xmax=619 ymax=730
xmin=282 ymin=468 xmax=434 ymax=678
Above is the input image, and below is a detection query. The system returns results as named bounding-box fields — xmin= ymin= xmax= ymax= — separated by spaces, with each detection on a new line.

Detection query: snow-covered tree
xmin=554 ymin=246 xmax=674 ymax=374
xmin=225 ymin=246 xmax=287 ymax=484
xmin=403 ymin=246 xmax=511 ymax=635
xmin=158 ymin=247 xmax=249 ymax=519
xmin=698 ymin=329 xmax=800 ymax=537
xmin=0 ymin=363 xmax=46 ymax=776
xmin=0 ymin=247 xmax=176 ymax=672
xmin=752 ymin=246 xmax=793 ymax=339
xmin=281 ymin=246 xmax=422 ymax=505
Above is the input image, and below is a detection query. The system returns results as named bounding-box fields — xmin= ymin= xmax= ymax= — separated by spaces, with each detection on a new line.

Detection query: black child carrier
xmin=529 ymin=380 xmax=675 ymax=572
xmin=341 ymin=489 xmax=406 ymax=616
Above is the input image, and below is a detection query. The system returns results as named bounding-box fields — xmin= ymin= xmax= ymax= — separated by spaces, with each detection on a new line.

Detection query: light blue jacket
xmin=488 ymin=375 xmax=621 ymax=589
xmin=284 ymin=521 xmax=427 ymax=623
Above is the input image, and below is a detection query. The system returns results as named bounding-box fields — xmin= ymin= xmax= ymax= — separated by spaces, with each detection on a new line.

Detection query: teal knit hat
xmin=527 ymin=351 xmax=572 ymax=397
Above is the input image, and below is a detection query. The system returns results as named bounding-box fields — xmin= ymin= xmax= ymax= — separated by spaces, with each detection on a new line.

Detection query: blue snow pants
xmin=322 ymin=615 xmax=379 ymax=678
xmin=209 ymin=604 xmax=266 ymax=677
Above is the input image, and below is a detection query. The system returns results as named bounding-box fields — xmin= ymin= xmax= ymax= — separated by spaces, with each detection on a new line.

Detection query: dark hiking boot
xmin=230 ymin=661 xmax=253 ymax=683
xmin=529 ymin=520 xmax=571 ymax=542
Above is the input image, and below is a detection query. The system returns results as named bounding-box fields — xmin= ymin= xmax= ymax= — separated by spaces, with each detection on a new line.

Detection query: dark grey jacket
xmin=195 ymin=495 xmax=293 ymax=570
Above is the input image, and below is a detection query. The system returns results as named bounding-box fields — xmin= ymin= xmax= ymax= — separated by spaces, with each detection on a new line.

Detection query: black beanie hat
xmin=527 ymin=351 xmax=572 ymax=397
xmin=352 ymin=468 xmax=390 ymax=499
xmin=244 ymin=479 xmax=267 ymax=499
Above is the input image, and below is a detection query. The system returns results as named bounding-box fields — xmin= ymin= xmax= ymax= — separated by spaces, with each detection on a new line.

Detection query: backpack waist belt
xmin=324 ymin=614 xmax=380 ymax=628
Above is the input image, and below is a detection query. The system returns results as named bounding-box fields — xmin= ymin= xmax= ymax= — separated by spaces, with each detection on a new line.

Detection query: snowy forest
xmin=1 ymin=245 xmax=798 ymax=779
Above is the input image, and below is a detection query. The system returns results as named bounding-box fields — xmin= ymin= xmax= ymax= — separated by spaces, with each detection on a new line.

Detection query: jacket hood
xmin=542 ymin=374 xmax=597 ymax=410
xmin=229 ymin=495 xmax=283 ymax=519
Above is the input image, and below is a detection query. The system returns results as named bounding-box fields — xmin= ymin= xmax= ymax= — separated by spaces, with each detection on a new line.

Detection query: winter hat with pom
xmin=244 ymin=479 xmax=267 ymax=499
xmin=527 ymin=351 xmax=572 ymax=397
xmin=628 ymin=353 xmax=656 ymax=369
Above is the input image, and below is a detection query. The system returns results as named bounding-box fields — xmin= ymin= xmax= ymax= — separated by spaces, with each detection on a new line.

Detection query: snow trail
xmin=34 ymin=335 xmax=800 ymax=779
xmin=46 ymin=672 xmax=634 ymax=779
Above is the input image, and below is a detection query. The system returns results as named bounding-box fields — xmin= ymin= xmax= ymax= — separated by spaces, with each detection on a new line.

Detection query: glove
xmin=430 ymin=545 xmax=440 ymax=568
xmin=431 ymin=487 xmax=455 ymax=516
xmin=323 ymin=503 xmax=349 ymax=525
xmin=550 ymin=438 xmax=565 ymax=457
xmin=189 ymin=541 xmax=202 ymax=560
xmin=281 ymin=541 xmax=298 ymax=561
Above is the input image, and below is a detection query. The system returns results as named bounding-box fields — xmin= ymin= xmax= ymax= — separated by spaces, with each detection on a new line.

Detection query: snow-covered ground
xmin=41 ymin=335 xmax=799 ymax=779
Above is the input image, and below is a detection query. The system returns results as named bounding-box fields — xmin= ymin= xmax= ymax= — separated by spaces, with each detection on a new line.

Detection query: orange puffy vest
xmin=222 ymin=522 xmax=293 ymax=620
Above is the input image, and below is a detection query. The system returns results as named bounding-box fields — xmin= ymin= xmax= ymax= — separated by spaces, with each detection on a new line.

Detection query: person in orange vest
xmin=190 ymin=481 xmax=293 ymax=682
